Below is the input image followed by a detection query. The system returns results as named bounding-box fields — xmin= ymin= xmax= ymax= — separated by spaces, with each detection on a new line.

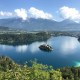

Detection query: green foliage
xmin=60 ymin=67 xmax=80 ymax=80
xmin=0 ymin=56 xmax=18 ymax=71
xmin=0 ymin=32 xmax=51 ymax=45
xmin=0 ymin=56 xmax=80 ymax=80
xmin=0 ymin=56 xmax=62 ymax=80
xmin=1 ymin=56 xmax=80 ymax=80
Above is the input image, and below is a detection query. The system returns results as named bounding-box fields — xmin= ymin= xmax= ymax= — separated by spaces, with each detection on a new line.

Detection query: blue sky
xmin=0 ymin=0 xmax=80 ymax=21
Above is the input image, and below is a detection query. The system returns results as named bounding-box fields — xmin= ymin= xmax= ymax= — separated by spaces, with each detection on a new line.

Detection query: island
xmin=39 ymin=44 xmax=53 ymax=52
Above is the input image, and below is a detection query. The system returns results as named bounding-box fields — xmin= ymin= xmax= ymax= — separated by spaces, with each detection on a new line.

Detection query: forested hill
xmin=0 ymin=31 xmax=51 ymax=45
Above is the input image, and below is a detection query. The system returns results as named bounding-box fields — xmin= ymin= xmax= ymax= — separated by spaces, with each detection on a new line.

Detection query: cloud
xmin=28 ymin=7 xmax=53 ymax=20
xmin=59 ymin=6 xmax=80 ymax=22
xmin=0 ymin=11 xmax=13 ymax=16
xmin=14 ymin=8 xmax=28 ymax=20
xmin=0 ymin=7 xmax=53 ymax=20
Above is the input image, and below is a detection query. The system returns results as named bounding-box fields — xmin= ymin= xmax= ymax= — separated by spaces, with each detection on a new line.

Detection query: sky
xmin=0 ymin=0 xmax=80 ymax=22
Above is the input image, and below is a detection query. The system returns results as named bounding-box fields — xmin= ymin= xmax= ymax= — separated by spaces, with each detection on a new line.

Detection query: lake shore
xmin=0 ymin=31 xmax=80 ymax=45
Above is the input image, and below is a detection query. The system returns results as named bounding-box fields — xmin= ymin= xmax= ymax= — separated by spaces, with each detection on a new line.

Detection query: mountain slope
xmin=0 ymin=18 xmax=80 ymax=31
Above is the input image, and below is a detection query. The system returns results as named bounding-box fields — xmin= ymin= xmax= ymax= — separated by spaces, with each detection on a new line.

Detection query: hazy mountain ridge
xmin=0 ymin=18 xmax=80 ymax=31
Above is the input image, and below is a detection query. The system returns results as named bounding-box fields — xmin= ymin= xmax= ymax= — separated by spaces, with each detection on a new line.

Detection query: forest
xmin=0 ymin=56 xmax=80 ymax=80
xmin=0 ymin=31 xmax=51 ymax=45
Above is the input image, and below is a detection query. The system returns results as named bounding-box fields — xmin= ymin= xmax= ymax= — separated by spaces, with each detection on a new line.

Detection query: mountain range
xmin=0 ymin=18 xmax=80 ymax=31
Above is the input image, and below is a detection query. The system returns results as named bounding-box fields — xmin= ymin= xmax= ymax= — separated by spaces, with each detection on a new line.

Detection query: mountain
xmin=0 ymin=18 xmax=80 ymax=31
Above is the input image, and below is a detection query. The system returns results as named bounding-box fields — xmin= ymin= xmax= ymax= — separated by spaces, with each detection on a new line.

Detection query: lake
xmin=0 ymin=36 xmax=80 ymax=68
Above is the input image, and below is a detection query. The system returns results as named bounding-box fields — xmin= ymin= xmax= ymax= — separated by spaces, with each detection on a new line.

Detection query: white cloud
xmin=0 ymin=7 xmax=53 ymax=20
xmin=28 ymin=7 xmax=53 ymax=20
xmin=14 ymin=8 xmax=28 ymax=20
xmin=0 ymin=11 xmax=13 ymax=16
xmin=59 ymin=6 xmax=80 ymax=22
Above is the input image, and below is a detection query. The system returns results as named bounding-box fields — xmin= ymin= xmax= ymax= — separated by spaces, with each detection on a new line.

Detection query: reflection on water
xmin=29 ymin=42 xmax=45 ymax=53
xmin=48 ymin=36 xmax=80 ymax=55
xmin=0 ymin=36 xmax=80 ymax=68
xmin=0 ymin=45 xmax=14 ymax=50
xmin=16 ymin=45 xmax=28 ymax=53
xmin=60 ymin=37 xmax=80 ymax=54
xmin=16 ymin=42 xmax=45 ymax=53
